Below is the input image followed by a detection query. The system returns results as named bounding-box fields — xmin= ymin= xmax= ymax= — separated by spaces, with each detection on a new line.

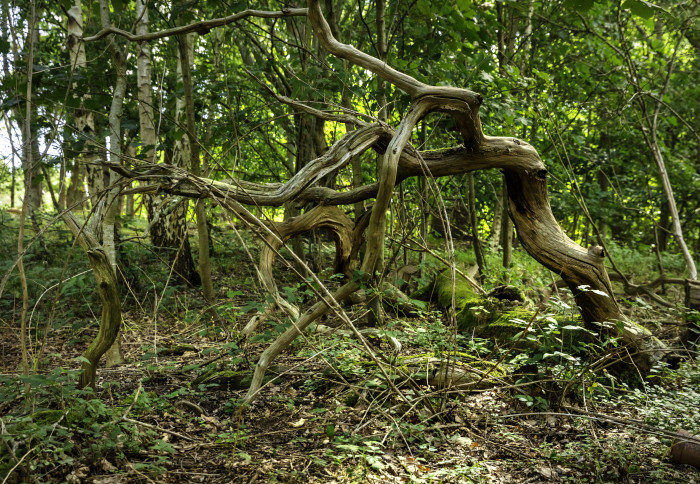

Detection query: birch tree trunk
xmin=67 ymin=2 xmax=102 ymax=204
xmin=135 ymin=0 xmax=168 ymax=259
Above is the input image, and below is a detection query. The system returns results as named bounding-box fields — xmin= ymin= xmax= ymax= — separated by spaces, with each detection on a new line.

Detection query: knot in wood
xmin=587 ymin=245 xmax=605 ymax=258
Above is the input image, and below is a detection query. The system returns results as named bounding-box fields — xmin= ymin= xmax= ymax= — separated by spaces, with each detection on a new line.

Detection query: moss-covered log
xmin=429 ymin=271 xmax=665 ymax=366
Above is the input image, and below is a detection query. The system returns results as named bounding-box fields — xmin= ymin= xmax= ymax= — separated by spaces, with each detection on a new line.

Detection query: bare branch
xmin=307 ymin=0 xmax=481 ymax=105
xmin=83 ymin=8 xmax=308 ymax=42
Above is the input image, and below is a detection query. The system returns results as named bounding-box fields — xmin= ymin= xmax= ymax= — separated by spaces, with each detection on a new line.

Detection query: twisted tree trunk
xmin=102 ymin=2 xmax=669 ymax=403
xmin=61 ymin=211 xmax=121 ymax=389
xmin=242 ymin=205 xmax=354 ymax=337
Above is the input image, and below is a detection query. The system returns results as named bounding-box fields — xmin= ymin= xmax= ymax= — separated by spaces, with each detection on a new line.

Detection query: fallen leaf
xmin=289 ymin=418 xmax=306 ymax=427
xmin=99 ymin=458 xmax=117 ymax=472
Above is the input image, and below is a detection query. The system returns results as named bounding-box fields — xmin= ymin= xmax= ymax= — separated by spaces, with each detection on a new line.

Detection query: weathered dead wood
xmin=242 ymin=205 xmax=354 ymax=336
xmin=104 ymin=1 xmax=670 ymax=400
xmin=61 ymin=211 xmax=121 ymax=389
xmin=686 ymin=280 xmax=700 ymax=311
xmin=309 ymin=0 xmax=665 ymax=370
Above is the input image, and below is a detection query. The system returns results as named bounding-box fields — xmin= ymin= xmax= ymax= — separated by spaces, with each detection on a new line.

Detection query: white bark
xmin=67 ymin=1 xmax=101 ymax=200
xmin=136 ymin=0 xmax=156 ymax=161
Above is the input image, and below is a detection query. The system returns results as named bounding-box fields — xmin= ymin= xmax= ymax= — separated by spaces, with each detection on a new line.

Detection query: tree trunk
xmin=99 ymin=0 xmax=127 ymax=366
xmin=491 ymin=187 xmax=503 ymax=249
xmin=67 ymin=2 xmax=102 ymax=203
xmin=367 ymin=0 xmax=388 ymax=326
xmin=467 ymin=173 xmax=485 ymax=277
xmin=61 ymin=212 xmax=121 ymax=389
xmin=21 ymin=12 xmax=42 ymax=214
xmin=149 ymin=30 xmax=200 ymax=288
xmin=176 ymin=29 xmax=214 ymax=300
xmin=646 ymin=138 xmax=697 ymax=280
xmin=597 ymin=164 xmax=609 ymax=240
xmin=500 ymin=179 xmax=513 ymax=272
xmin=134 ymin=0 xmax=174 ymax=271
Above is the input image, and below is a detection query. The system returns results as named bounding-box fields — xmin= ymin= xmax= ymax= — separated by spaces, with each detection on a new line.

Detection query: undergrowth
xmin=0 ymin=210 xmax=697 ymax=482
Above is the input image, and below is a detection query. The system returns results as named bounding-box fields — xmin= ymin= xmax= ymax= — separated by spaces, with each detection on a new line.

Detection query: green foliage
xmin=1 ymin=0 xmax=699 ymax=480
xmin=0 ymin=369 xmax=166 ymax=479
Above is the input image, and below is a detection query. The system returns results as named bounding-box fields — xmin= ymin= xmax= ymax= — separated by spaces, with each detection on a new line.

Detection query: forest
xmin=1 ymin=0 xmax=699 ymax=482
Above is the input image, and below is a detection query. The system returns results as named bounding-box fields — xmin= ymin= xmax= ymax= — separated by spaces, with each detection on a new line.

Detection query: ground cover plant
xmin=1 ymin=211 xmax=699 ymax=482
xmin=1 ymin=0 xmax=700 ymax=482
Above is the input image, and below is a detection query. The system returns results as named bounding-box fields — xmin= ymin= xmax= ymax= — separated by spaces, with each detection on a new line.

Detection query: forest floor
xmin=1 ymin=214 xmax=700 ymax=483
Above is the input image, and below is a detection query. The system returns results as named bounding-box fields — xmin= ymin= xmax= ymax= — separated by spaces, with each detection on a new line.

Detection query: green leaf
xmin=564 ymin=0 xmax=595 ymax=12
xmin=621 ymin=0 xmax=657 ymax=18
xmin=1 ymin=96 xmax=19 ymax=110
xmin=480 ymin=71 xmax=494 ymax=82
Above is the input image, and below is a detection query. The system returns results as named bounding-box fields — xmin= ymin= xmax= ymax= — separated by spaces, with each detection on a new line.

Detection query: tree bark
xmin=68 ymin=2 xmax=102 ymax=203
xmin=467 ymin=173 xmax=485 ymax=277
xmin=500 ymin=178 xmax=513 ymax=273
xmin=61 ymin=212 xmax=121 ymax=389
xmin=176 ymin=29 xmax=214 ymax=299
xmin=99 ymin=0 xmax=127 ymax=367
xmin=18 ymin=0 xmax=37 ymax=377
xmin=21 ymin=7 xmax=41 ymax=214
xmin=367 ymin=0 xmax=388 ymax=326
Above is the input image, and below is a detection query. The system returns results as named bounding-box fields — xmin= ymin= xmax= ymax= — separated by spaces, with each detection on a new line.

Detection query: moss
xmin=343 ymin=391 xmax=359 ymax=406
xmin=194 ymin=369 xmax=277 ymax=390
xmin=480 ymin=309 xmax=536 ymax=338
xmin=159 ymin=344 xmax=197 ymax=356
xmin=429 ymin=270 xmax=594 ymax=348
xmin=32 ymin=409 xmax=64 ymax=425
xmin=436 ymin=271 xmax=482 ymax=309
xmin=624 ymin=319 xmax=653 ymax=336
xmin=195 ymin=370 xmax=250 ymax=390
xmin=31 ymin=408 xmax=86 ymax=426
